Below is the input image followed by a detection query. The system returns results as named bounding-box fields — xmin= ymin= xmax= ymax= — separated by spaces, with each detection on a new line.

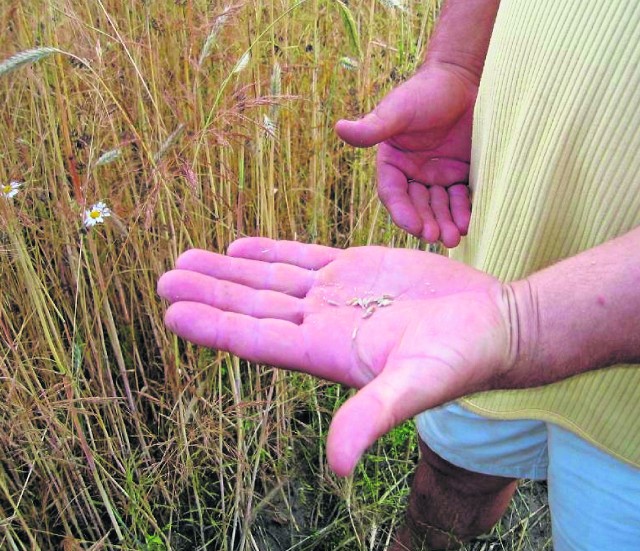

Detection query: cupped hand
xmin=158 ymin=238 xmax=515 ymax=476
xmin=335 ymin=64 xmax=477 ymax=246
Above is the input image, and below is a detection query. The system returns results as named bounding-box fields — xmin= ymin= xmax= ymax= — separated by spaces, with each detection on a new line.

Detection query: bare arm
xmin=507 ymin=225 xmax=640 ymax=388
xmin=424 ymin=0 xmax=501 ymax=83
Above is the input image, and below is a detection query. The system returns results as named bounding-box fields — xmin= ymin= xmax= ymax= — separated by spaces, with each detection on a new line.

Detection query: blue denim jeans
xmin=416 ymin=402 xmax=640 ymax=551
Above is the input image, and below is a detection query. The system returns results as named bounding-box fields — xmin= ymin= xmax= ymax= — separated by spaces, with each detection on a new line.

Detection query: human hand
xmin=336 ymin=64 xmax=477 ymax=247
xmin=158 ymin=238 xmax=515 ymax=476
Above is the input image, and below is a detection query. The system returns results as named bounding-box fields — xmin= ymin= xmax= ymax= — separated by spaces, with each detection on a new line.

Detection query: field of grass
xmin=0 ymin=1 xmax=551 ymax=549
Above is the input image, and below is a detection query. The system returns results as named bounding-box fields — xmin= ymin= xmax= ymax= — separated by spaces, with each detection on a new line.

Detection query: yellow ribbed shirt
xmin=456 ymin=0 xmax=640 ymax=467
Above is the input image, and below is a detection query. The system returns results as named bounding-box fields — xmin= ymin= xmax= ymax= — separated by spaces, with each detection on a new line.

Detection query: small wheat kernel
xmin=362 ymin=305 xmax=376 ymax=319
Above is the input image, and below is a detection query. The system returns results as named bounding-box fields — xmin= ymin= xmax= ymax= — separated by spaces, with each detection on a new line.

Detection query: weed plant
xmin=0 ymin=1 xmax=550 ymax=549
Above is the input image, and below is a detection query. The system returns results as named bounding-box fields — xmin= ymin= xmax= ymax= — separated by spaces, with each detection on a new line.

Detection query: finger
xmin=326 ymin=366 xmax=440 ymax=476
xmin=407 ymin=182 xmax=439 ymax=243
xmin=174 ymin=249 xmax=316 ymax=297
xmin=157 ymin=269 xmax=305 ymax=323
xmin=378 ymin=161 xmax=423 ymax=236
xmin=227 ymin=238 xmax=339 ymax=269
xmin=429 ymin=186 xmax=461 ymax=248
xmin=165 ymin=301 xmax=307 ymax=367
xmin=164 ymin=302 xmax=356 ymax=384
xmin=447 ymin=183 xmax=472 ymax=235
xmin=335 ymin=100 xmax=410 ymax=148
xmin=335 ymin=111 xmax=407 ymax=148
xmin=418 ymin=158 xmax=471 ymax=187
xmin=335 ymin=81 xmax=417 ymax=147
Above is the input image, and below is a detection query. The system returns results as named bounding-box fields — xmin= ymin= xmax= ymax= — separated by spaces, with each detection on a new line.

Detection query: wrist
xmin=497 ymin=279 xmax=543 ymax=389
xmin=422 ymin=54 xmax=485 ymax=88
xmin=495 ymin=229 xmax=640 ymax=391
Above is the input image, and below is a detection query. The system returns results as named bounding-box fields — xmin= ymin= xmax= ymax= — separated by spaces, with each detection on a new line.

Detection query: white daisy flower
xmin=1 ymin=180 xmax=22 ymax=199
xmin=84 ymin=201 xmax=111 ymax=228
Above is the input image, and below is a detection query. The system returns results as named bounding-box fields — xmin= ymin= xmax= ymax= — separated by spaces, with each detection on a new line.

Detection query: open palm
xmin=158 ymin=238 xmax=513 ymax=475
xmin=336 ymin=65 xmax=477 ymax=246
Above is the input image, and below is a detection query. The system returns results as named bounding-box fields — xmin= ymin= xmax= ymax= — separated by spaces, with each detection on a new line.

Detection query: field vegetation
xmin=0 ymin=0 xmax=550 ymax=549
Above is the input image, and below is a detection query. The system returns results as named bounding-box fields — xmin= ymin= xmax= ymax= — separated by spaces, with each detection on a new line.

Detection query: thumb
xmin=335 ymin=80 xmax=420 ymax=147
xmin=335 ymin=109 xmax=408 ymax=148
xmin=326 ymin=365 xmax=449 ymax=476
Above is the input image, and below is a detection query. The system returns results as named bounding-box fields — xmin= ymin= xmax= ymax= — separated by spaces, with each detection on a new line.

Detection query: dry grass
xmin=0 ymin=1 xmax=549 ymax=549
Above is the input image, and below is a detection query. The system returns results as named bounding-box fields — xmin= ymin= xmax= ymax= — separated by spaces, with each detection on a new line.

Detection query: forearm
xmin=505 ymin=226 xmax=640 ymax=388
xmin=423 ymin=0 xmax=501 ymax=84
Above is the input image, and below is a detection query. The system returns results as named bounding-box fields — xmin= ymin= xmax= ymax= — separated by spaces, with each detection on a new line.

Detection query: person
xmin=158 ymin=0 xmax=640 ymax=549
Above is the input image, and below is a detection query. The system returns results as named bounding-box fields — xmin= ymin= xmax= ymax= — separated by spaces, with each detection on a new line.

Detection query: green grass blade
xmin=335 ymin=1 xmax=362 ymax=58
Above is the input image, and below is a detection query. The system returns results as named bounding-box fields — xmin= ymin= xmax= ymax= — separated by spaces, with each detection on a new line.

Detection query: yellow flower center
xmin=90 ymin=210 xmax=101 ymax=219
xmin=2 ymin=185 xmax=11 ymax=194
